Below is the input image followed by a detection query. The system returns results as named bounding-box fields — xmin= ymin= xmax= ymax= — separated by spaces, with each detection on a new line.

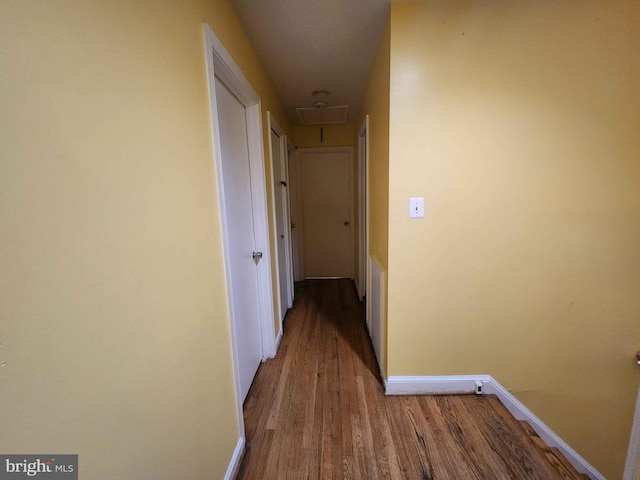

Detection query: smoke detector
xmin=312 ymin=90 xmax=330 ymax=108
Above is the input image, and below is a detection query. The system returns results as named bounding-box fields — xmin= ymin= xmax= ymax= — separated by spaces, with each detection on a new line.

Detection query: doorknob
xmin=291 ymin=223 xmax=297 ymax=229
xmin=344 ymin=221 xmax=350 ymax=226
xmin=252 ymin=251 xmax=263 ymax=264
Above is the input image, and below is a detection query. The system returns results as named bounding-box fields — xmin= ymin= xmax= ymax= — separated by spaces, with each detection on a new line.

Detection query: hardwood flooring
xmin=237 ymin=279 xmax=586 ymax=480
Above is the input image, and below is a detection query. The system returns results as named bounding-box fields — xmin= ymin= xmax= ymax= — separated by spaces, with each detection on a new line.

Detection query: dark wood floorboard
xmin=236 ymin=279 xmax=583 ymax=480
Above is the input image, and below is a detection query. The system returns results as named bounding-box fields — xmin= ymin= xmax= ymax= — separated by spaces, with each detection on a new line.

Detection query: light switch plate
xmin=409 ymin=197 xmax=424 ymax=218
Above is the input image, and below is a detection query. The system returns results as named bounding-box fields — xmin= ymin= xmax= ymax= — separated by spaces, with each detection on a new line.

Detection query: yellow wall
xmin=387 ymin=1 xmax=640 ymax=477
xmin=294 ymin=124 xmax=354 ymax=148
xmin=356 ymin=15 xmax=391 ymax=373
xmin=0 ymin=0 xmax=288 ymax=478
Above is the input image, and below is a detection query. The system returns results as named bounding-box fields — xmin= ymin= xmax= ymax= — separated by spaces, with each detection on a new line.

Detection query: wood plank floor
xmin=237 ymin=279 xmax=584 ymax=480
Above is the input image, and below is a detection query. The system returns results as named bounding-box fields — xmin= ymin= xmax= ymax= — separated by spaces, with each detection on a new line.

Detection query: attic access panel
xmin=295 ymin=105 xmax=350 ymax=125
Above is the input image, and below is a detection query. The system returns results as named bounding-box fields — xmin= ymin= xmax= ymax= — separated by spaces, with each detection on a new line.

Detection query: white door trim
xmin=288 ymin=149 xmax=304 ymax=282
xmin=624 ymin=383 xmax=640 ymax=480
xmin=357 ymin=116 xmax=370 ymax=301
xmin=285 ymin=136 xmax=296 ymax=294
xmin=203 ymin=23 xmax=277 ymax=435
xmin=268 ymin=112 xmax=294 ymax=328
xmin=223 ymin=437 xmax=245 ymax=480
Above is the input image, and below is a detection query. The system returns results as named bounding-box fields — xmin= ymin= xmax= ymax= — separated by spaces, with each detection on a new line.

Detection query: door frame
xmin=357 ymin=116 xmax=370 ymax=301
xmin=284 ymin=136 xmax=296 ymax=297
xmin=203 ymin=24 xmax=277 ymax=432
xmin=288 ymin=148 xmax=304 ymax=282
xmin=267 ymin=112 xmax=294 ymax=327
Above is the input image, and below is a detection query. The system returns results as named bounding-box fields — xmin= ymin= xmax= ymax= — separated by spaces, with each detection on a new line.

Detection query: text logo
xmin=0 ymin=456 xmax=77 ymax=479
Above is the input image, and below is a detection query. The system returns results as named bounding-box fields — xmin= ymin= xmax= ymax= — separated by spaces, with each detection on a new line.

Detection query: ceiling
xmin=232 ymin=0 xmax=390 ymax=125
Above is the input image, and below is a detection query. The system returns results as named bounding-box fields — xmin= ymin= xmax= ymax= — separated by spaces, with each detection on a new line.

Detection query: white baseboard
xmin=385 ymin=375 xmax=491 ymax=395
xmin=482 ymin=379 xmax=605 ymax=480
xmin=223 ymin=437 xmax=245 ymax=480
xmin=384 ymin=375 xmax=604 ymax=480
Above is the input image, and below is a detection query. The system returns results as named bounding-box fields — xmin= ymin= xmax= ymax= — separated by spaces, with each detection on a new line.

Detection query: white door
xmin=297 ymin=148 xmax=354 ymax=278
xmin=215 ymin=77 xmax=262 ymax=403
xmin=270 ymin=122 xmax=292 ymax=323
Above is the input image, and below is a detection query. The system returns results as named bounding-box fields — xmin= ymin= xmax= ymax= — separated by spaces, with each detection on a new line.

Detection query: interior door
xmin=215 ymin=77 xmax=262 ymax=403
xmin=298 ymin=148 xmax=354 ymax=278
xmin=270 ymin=125 xmax=292 ymax=322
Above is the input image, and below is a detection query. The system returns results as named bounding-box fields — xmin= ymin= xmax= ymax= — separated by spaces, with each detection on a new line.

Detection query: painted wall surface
xmin=293 ymin=124 xmax=354 ymax=148
xmin=0 ymin=0 xmax=288 ymax=478
xmin=356 ymin=15 xmax=391 ymax=373
xmin=387 ymin=1 xmax=640 ymax=478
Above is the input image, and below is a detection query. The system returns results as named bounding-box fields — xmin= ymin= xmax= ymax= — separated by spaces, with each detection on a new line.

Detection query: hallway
xmin=236 ymin=280 xmax=586 ymax=479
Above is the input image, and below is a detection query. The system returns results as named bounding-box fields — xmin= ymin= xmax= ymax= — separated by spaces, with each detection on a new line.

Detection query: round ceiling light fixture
xmin=311 ymin=89 xmax=330 ymax=108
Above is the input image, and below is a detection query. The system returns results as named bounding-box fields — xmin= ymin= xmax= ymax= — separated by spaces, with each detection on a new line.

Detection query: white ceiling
xmin=233 ymin=0 xmax=390 ymax=125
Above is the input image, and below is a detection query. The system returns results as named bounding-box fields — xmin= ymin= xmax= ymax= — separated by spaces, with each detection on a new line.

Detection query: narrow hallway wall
xmin=386 ymin=1 xmax=640 ymax=477
xmin=0 ymin=1 xmax=290 ymax=477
